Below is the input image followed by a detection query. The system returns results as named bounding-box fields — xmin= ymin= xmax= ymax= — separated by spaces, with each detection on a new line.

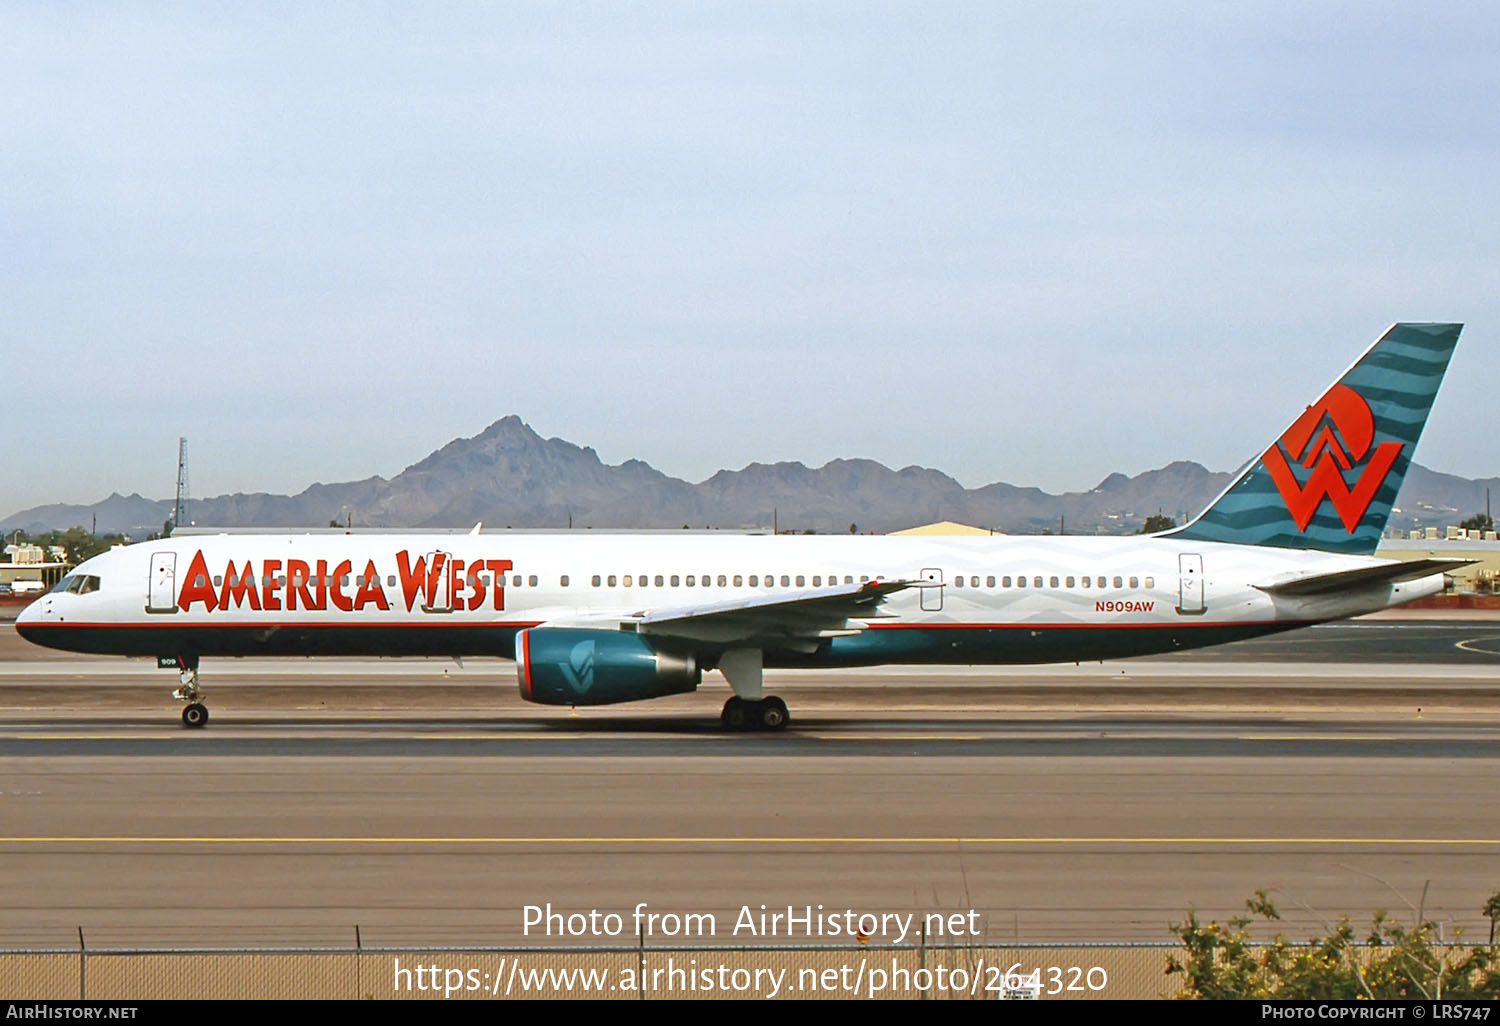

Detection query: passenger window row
xmin=205 ymin=573 xmax=881 ymax=590
xmin=206 ymin=573 xmax=545 ymax=589
xmin=587 ymin=574 xmax=867 ymax=589
xmin=950 ymin=574 xmax=1156 ymax=590
xmin=195 ymin=569 xmax=1155 ymax=594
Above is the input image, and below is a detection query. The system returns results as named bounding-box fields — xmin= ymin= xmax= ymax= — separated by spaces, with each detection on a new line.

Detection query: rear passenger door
xmin=1177 ymin=554 xmax=1205 ymax=615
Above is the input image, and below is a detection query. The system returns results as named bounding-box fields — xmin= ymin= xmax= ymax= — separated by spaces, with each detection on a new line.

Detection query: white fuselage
xmin=16 ymin=531 xmax=1443 ymax=667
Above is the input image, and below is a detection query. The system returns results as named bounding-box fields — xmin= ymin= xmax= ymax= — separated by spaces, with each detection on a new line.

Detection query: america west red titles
xmin=173 ymin=550 xmax=514 ymax=614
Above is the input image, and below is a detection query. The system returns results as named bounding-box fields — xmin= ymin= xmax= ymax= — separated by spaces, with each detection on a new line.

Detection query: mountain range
xmin=3 ymin=415 xmax=1495 ymax=537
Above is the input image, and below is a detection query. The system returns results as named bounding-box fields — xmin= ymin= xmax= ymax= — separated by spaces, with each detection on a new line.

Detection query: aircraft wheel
xmin=721 ymin=697 xmax=749 ymax=731
xmin=182 ymin=703 xmax=209 ymax=728
xmin=760 ymin=697 xmax=789 ymax=731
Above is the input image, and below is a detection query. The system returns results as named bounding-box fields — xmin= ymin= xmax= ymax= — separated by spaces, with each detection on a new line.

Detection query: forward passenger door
xmin=146 ymin=552 xmax=177 ymax=614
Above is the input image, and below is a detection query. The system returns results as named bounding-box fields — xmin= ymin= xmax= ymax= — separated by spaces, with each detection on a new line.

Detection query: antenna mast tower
xmin=173 ymin=437 xmax=189 ymax=529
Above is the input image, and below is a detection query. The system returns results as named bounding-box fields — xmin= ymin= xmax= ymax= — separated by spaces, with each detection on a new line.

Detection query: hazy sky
xmin=4 ymin=2 xmax=1497 ymax=514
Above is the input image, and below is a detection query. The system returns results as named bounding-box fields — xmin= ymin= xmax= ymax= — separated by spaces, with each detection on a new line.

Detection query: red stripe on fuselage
xmin=867 ymin=620 xmax=1267 ymax=630
xmin=28 ymin=618 xmax=1286 ymax=633
xmin=25 ymin=620 xmax=545 ymax=630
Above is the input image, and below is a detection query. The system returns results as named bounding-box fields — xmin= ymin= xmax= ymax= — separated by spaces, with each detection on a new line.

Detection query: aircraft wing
xmin=1252 ymin=558 xmax=1476 ymax=597
xmin=597 ymin=578 xmax=920 ymax=652
xmin=633 ymin=578 xmax=915 ymax=650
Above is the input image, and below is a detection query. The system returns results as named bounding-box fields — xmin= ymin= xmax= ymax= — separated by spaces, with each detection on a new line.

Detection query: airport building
xmin=0 ymin=543 xmax=70 ymax=593
xmin=1376 ymin=531 xmax=1500 ymax=594
xmin=889 ymin=521 xmax=999 ymax=537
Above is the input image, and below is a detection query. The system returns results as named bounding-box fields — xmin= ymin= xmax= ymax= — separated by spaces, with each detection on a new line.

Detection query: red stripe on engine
xmin=518 ymin=629 xmax=533 ymax=700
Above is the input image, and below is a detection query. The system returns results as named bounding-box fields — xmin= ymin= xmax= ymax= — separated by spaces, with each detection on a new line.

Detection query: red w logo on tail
xmin=1262 ymin=384 xmax=1402 ymax=533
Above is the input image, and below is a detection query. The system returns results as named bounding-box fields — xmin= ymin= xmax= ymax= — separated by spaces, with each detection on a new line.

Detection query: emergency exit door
xmin=919 ymin=568 xmax=944 ymax=612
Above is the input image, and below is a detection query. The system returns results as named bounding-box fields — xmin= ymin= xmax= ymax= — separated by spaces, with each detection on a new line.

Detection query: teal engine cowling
xmin=515 ymin=628 xmax=701 ymax=706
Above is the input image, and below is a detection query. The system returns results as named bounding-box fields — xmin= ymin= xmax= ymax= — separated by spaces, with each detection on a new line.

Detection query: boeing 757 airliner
xmin=16 ymin=323 xmax=1470 ymax=730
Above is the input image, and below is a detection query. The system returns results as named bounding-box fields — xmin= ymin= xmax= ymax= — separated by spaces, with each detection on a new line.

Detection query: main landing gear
xmin=171 ymin=656 xmax=209 ymax=728
xmin=721 ymin=695 xmax=790 ymax=732
xmin=717 ymin=648 xmax=789 ymax=732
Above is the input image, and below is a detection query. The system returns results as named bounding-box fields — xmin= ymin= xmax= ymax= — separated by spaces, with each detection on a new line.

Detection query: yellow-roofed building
xmin=889 ymin=521 xmax=999 ymax=536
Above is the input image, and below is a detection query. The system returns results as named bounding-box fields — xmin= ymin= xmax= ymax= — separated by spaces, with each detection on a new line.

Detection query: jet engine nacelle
xmin=515 ymin=628 xmax=701 ymax=706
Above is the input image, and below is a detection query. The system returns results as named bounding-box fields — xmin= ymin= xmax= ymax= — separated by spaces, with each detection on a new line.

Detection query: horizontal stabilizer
xmin=1252 ymin=558 xmax=1475 ymax=597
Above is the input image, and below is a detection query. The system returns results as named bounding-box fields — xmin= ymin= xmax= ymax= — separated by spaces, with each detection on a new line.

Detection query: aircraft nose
xmin=13 ymin=596 xmax=42 ymax=637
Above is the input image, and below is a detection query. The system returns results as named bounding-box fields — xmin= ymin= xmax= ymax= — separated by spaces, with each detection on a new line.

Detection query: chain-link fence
xmin=13 ymin=938 xmax=1494 ymax=1000
xmin=0 ymin=940 xmax=1194 ymax=1000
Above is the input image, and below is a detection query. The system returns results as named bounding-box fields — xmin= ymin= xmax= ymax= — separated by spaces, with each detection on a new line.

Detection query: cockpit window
xmin=53 ymin=574 xmax=101 ymax=595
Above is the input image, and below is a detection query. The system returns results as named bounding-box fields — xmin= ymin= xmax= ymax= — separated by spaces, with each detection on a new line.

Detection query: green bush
xmin=1167 ymin=889 xmax=1500 ymax=999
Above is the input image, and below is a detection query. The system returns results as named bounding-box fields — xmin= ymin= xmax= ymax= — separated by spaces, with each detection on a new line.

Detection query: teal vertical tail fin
xmin=1168 ymin=323 xmax=1462 ymax=554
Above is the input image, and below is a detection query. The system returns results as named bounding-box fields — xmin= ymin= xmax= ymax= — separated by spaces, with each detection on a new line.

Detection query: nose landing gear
xmin=169 ymin=655 xmax=209 ymax=728
xmin=180 ymin=701 xmax=209 ymax=727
